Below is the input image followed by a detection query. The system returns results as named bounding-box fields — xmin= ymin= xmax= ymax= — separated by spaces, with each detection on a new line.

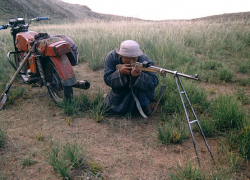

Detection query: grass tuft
xmin=169 ymin=161 xmax=205 ymax=180
xmin=218 ymin=68 xmax=233 ymax=82
xmin=0 ymin=128 xmax=5 ymax=148
xmin=211 ymin=94 xmax=245 ymax=132
xmin=44 ymin=140 xmax=104 ymax=179
xmin=158 ymin=114 xmax=189 ymax=144
xmin=21 ymin=155 xmax=32 ymax=167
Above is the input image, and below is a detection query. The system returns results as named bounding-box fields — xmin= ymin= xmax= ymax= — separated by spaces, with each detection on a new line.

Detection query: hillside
xmin=192 ymin=11 xmax=250 ymax=22
xmin=1 ymin=0 xmax=250 ymax=23
xmin=0 ymin=0 xmax=138 ymax=23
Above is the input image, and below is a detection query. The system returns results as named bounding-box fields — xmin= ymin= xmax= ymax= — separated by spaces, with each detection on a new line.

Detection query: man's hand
xmin=119 ymin=64 xmax=132 ymax=76
xmin=131 ymin=67 xmax=141 ymax=77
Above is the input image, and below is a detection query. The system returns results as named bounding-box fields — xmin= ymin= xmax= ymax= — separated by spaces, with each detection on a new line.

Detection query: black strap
xmin=150 ymin=83 xmax=166 ymax=116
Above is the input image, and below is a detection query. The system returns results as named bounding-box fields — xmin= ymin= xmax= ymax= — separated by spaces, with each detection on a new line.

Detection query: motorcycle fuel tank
xmin=15 ymin=31 xmax=38 ymax=51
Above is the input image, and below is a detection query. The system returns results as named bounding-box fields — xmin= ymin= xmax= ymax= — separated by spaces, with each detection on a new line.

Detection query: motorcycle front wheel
xmin=45 ymin=60 xmax=73 ymax=104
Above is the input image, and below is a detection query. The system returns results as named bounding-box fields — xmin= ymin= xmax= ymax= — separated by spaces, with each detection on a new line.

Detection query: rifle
xmin=116 ymin=61 xmax=199 ymax=80
xmin=116 ymin=61 xmax=215 ymax=167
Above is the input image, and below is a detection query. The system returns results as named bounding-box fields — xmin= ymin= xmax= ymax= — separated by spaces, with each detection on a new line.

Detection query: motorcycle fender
xmin=49 ymin=54 xmax=77 ymax=86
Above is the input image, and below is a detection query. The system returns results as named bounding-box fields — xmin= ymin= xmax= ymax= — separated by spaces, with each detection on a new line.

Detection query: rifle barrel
xmin=148 ymin=66 xmax=199 ymax=80
xmin=116 ymin=62 xmax=199 ymax=80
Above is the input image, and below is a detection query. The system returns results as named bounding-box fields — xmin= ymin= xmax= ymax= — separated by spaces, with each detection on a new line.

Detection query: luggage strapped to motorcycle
xmin=30 ymin=33 xmax=71 ymax=56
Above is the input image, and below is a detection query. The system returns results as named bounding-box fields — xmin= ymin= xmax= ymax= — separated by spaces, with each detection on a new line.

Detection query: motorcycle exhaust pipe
xmin=72 ymin=80 xmax=90 ymax=90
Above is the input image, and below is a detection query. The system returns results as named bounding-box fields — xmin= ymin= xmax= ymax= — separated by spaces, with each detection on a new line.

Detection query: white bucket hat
xmin=116 ymin=40 xmax=143 ymax=58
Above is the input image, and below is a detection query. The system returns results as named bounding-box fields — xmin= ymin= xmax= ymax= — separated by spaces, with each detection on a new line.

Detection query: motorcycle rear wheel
xmin=45 ymin=60 xmax=73 ymax=104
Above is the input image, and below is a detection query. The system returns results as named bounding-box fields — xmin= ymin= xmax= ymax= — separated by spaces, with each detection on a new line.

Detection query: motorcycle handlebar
xmin=0 ymin=17 xmax=49 ymax=30
xmin=29 ymin=17 xmax=49 ymax=23
xmin=28 ymin=17 xmax=49 ymax=26
xmin=0 ymin=24 xmax=9 ymax=30
xmin=38 ymin=17 xmax=49 ymax=21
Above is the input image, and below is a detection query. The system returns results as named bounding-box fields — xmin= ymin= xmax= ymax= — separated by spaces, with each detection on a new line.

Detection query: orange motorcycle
xmin=0 ymin=17 xmax=90 ymax=109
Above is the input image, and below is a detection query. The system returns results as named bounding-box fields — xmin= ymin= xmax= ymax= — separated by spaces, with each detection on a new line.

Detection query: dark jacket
xmin=103 ymin=49 xmax=159 ymax=114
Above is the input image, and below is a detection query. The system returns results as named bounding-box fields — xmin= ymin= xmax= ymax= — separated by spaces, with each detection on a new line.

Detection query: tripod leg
xmin=175 ymin=76 xmax=201 ymax=166
xmin=175 ymin=75 xmax=215 ymax=166
xmin=196 ymin=121 xmax=216 ymax=164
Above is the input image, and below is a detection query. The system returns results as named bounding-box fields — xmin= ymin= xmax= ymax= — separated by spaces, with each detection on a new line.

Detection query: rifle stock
xmin=116 ymin=62 xmax=199 ymax=80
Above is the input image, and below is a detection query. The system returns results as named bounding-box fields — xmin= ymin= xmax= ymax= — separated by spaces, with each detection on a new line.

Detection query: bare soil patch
xmin=0 ymin=63 xmax=244 ymax=179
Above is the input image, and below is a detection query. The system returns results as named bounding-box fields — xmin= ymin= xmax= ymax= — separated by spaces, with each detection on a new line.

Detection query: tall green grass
xmin=211 ymin=94 xmax=245 ymax=132
xmin=27 ymin=20 xmax=250 ymax=74
xmin=158 ymin=76 xmax=209 ymax=115
xmin=228 ymin=124 xmax=250 ymax=159
xmin=169 ymin=160 xmax=232 ymax=179
xmin=0 ymin=30 xmax=13 ymax=82
xmin=60 ymin=90 xmax=105 ymax=119
xmin=1 ymin=20 xmax=250 ymax=87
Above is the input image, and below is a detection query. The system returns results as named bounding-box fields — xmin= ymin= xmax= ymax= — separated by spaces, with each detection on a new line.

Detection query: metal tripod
xmin=174 ymin=73 xmax=215 ymax=167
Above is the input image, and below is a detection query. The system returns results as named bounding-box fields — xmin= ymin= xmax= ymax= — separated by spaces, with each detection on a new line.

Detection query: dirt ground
xmin=0 ymin=63 xmax=248 ymax=179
